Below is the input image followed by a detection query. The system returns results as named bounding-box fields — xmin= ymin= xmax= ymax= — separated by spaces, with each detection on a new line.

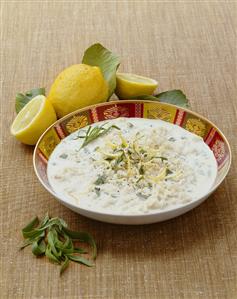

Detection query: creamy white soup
xmin=47 ymin=118 xmax=217 ymax=214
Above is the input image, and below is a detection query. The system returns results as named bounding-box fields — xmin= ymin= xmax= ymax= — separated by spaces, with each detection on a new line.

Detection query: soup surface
xmin=47 ymin=117 xmax=217 ymax=214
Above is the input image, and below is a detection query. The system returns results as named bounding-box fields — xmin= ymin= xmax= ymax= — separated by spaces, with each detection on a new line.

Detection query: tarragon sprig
xmin=20 ymin=214 xmax=97 ymax=275
xmin=76 ymin=124 xmax=120 ymax=149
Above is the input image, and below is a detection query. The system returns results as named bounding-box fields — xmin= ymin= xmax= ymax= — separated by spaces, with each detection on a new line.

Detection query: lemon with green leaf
xmin=115 ymin=73 xmax=158 ymax=99
xmin=47 ymin=64 xmax=109 ymax=118
xmin=11 ymin=95 xmax=57 ymax=145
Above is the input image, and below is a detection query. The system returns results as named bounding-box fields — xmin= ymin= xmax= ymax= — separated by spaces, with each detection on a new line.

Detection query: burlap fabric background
xmin=1 ymin=1 xmax=236 ymax=298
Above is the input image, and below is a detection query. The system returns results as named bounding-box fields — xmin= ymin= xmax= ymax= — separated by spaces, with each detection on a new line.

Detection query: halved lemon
xmin=115 ymin=72 xmax=158 ymax=99
xmin=10 ymin=95 xmax=57 ymax=145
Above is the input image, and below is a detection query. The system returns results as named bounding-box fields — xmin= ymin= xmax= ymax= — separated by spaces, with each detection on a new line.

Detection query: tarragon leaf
xmin=45 ymin=245 xmax=61 ymax=264
xmin=60 ymin=256 xmax=70 ymax=275
xmin=21 ymin=214 xmax=97 ymax=275
xmin=82 ymin=43 xmax=120 ymax=98
xmin=22 ymin=216 xmax=39 ymax=238
xmin=67 ymin=254 xmax=94 ymax=267
xmin=20 ymin=239 xmax=34 ymax=250
xmin=39 ymin=217 xmax=67 ymax=231
xmin=63 ymin=228 xmax=97 ymax=259
xmin=32 ymin=239 xmax=46 ymax=256
xmin=47 ymin=230 xmax=61 ymax=258
xmin=22 ymin=229 xmax=45 ymax=240
xmin=39 ymin=213 xmax=50 ymax=228
xmin=73 ymin=247 xmax=87 ymax=254
xmin=55 ymin=233 xmax=74 ymax=255
xmin=79 ymin=124 xmax=120 ymax=149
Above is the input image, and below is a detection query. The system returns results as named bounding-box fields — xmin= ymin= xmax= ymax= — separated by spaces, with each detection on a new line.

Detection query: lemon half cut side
xmin=115 ymin=72 xmax=158 ymax=99
xmin=10 ymin=95 xmax=57 ymax=145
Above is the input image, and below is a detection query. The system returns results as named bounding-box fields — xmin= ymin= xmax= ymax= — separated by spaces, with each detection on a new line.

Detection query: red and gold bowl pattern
xmin=34 ymin=100 xmax=231 ymax=203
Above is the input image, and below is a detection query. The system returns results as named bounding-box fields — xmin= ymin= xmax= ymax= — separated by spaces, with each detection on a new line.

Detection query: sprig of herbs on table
xmin=20 ymin=214 xmax=97 ymax=275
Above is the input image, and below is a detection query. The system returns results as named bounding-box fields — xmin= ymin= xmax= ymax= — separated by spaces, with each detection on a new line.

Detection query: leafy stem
xmin=76 ymin=124 xmax=120 ymax=149
xmin=20 ymin=214 xmax=97 ymax=275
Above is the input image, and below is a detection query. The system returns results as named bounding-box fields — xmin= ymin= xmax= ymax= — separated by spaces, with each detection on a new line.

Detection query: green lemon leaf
xmin=130 ymin=95 xmax=158 ymax=101
xmin=129 ymin=90 xmax=189 ymax=108
xmin=156 ymin=90 xmax=189 ymax=108
xmin=82 ymin=43 xmax=120 ymax=98
xmin=15 ymin=87 xmax=45 ymax=113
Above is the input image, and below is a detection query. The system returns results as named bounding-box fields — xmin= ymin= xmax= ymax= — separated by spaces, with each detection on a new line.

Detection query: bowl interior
xmin=34 ymin=100 xmax=231 ymax=204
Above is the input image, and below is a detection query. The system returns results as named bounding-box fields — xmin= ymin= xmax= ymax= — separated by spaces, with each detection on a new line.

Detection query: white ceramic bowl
xmin=33 ymin=100 xmax=231 ymax=224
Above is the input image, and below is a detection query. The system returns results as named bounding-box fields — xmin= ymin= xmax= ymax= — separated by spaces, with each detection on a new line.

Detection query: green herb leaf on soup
xmin=77 ymin=124 xmax=120 ymax=149
xmin=82 ymin=43 xmax=120 ymax=98
xmin=166 ymin=168 xmax=173 ymax=175
xmin=94 ymin=175 xmax=107 ymax=186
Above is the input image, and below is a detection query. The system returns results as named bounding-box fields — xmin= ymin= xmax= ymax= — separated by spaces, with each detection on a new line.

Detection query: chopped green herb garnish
xmin=168 ymin=137 xmax=176 ymax=142
xmin=20 ymin=214 xmax=97 ymax=275
xmin=105 ymin=157 xmax=114 ymax=161
xmin=94 ymin=175 xmax=107 ymax=185
xmin=59 ymin=153 xmax=68 ymax=159
xmin=156 ymin=156 xmax=167 ymax=162
xmin=94 ymin=187 xmax=101 ymax=196
xmin=114 ymin=154 xmax=124 ymax=167
xmin=136 ymin=176 xmax=144 ymax=183
xmin=136 ymin=192 xmax=150 ymax=199
xmin=139 ymin=165 xmax=145 ymax=175
xmin=166 ymin=168 xmax=173 ymax=175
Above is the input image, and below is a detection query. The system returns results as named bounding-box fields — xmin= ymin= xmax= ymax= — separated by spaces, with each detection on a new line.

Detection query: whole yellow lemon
xmin=48 ymin=64 xmax=108 ymax=118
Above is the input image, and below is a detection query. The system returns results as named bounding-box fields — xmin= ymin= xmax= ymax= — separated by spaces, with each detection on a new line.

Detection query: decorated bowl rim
xmin=33 ymin=100 xmax=232 ymax=217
